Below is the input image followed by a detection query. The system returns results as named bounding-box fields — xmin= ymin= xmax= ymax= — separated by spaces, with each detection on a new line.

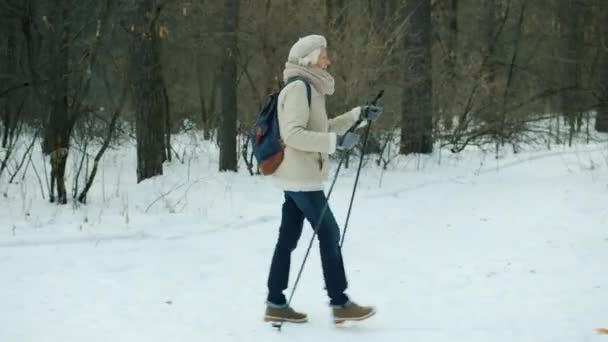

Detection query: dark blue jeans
xmin=267 ymin=191 xmax=349 ymax=306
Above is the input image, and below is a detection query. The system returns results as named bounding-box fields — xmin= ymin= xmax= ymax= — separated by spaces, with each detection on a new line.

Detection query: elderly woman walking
xmin=264 ymin=34 xmax=383 ymax=324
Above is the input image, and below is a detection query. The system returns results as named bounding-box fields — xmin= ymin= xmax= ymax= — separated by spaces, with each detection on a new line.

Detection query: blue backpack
xmin=250 ymin=76 xmax=311 ymax=175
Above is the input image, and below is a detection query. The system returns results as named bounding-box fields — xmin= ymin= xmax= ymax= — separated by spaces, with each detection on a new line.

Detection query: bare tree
xmin=480 ymin=0 xmax=496 ymax=82
xmin=126 ymin=0 xmax=169 ymax=182
xmin=2 ymin=0 xmax=607 ymax=196
xmin=196 ymin=54 xmax=220 ymax=141
xmin=219 ymin=0 xmax=239 ymax=172
xmin=38 ymin=0 xmax=72 ymax=204
xmin=1 ymin=17 xmax=17 ymax=149
xmin=447 ymin=0 xmax=458 ymax=77
xmin=496 ymin=1 xmax=527 ymax=150
xmin=596 ymin=4 xmax=608 ymax=133
xmin=17 ymin=0 xmax=114 ymax=203
xmin=559 ymin=0 xmax=582 ymax=145
xmin=400 ymin=0 xmax=433 ymax=154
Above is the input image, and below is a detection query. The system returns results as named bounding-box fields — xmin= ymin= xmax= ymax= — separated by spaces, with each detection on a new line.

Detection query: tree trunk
xmin=197 ymin=51 xmax=218 ymax=141
xmin=128 ymin=0 xmax=167 ymax=182
xmin=0 ymin=24 xmax=16 ymax=180
xmin=2 ymin=18 xmax=16 ymax=149
xmin=476 ymin=0 xmax=499 ymax=130
xmin=400 ymin=0 xmax=433 ymax=154
xmin=163 ymin=84 xmax=171 ymax=163
xmin=442 ymin=0 xmax=458 ymax=130
xmin=447 ymin=0 xmax=458 ymax=76
xmin=219 ymin=0 xmax=239 ymax=172
xmin=597 ymin=64 xmax=608 ymax=132
xmin=559 ymin=0 xmax=581 ymax=145
xmin=480 ymin=0 xmax=495 ymax=56
xmin=480 ymin=0 xmax=496 ymax=82
xmin=196 ymin=53 xmax=208 ymax=136
xmin=498 ymin=2 xmax=526 ymax=148
xmin=44 ymin=1 xmax=71 ymax=204
xmin=596 ymin=7 xmax=608 ymax=133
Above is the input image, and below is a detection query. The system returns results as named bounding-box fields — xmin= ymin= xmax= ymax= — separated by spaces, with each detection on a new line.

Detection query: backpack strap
xmin=286 ymin=76 xmax=312 ymax=108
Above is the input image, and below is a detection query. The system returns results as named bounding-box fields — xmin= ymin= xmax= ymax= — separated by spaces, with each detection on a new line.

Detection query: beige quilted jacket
xmin=272 ymin=80 xmax=361 ymax=191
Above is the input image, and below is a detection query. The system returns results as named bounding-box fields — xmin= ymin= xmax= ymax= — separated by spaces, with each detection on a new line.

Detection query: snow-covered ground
xmin=1 ymin=131 xmax=608 ymax=342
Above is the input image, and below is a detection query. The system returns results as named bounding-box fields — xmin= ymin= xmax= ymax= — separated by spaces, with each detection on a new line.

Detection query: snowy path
xmin=1 ymin=144 xmax=607 ymax=342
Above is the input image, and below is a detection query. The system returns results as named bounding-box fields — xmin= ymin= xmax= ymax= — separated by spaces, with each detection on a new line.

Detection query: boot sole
xmin=334 ymin=308 xmax=376 ymax=325
xmin=264 ymin=315 xmax=308 ymax=324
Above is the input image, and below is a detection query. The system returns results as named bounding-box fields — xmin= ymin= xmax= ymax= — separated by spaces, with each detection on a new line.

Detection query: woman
xmin=264 ymin=34 xmax=383 ymax=324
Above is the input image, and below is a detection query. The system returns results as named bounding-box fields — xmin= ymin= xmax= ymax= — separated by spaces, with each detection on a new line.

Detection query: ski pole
xmin=273 ymin=112 xmax=368 ymax=331
xmin=275 ymin=91 xmax=383 ymax=330
xmin=340 ymin=90 xmax=384 ymax=248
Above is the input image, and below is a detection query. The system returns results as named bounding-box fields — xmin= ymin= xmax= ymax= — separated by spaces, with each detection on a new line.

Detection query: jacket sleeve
xmin=278 ymin=81 xmax=337 ymax=154
xmin=328 ymin=107 xmax=361 ymax=135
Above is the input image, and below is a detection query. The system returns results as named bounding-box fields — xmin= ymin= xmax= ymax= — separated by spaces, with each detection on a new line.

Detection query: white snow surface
xmin=1 ymin=132 xmax=608 ymax=342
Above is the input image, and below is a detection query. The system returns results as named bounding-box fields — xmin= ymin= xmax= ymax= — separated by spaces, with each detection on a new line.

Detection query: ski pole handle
xmin=345 ymin=90 xmax=384 ymax=134
xmin=370 ymin=89 xmax=384 ymax=106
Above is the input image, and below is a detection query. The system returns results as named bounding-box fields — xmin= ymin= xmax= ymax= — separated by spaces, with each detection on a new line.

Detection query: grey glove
xmin=360 ymin=104 xmax=383 ymax=122
xmin=337 ymin=132 xmax=359 ymax=151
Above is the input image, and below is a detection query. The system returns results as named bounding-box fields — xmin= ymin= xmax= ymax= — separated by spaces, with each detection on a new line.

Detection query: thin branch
xmin=0 ymin=82 xmax=30 ymax=99
xmin=72 ymin=127 xmax=90 ymax=200
xmin=28 ymin=150 xmax=46 ymax=199
xmin=9 ymin=129 xmax=39 ymax=184
xmin=498 ymin=1 xmax=527 ymax=145
xmin=78 ymin=77 xmax=129 ymax=204
xmin=0 ymin=97 xmax=26 ymax=178
xmin=144 ymin=181 xmax=188 ymax=213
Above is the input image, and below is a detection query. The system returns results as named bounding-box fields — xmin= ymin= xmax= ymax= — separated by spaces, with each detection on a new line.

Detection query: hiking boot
xmin=332 ymin=300 xmax=376 ymax=324
xmin=264 ymin=303 xmax=308 ymax=323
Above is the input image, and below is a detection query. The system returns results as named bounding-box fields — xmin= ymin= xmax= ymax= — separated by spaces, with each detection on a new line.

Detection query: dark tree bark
xmin=596 ymin=7 xmax=608 ymax=133
xmin=163 ymin=85 xmax=171 ymax=162
xmin=440 ymin=0 xmax=458 ymax=130
xmin=597 ymin=65 xmax=608 ymax=132
xmin=559 ymin=0 xmax=582 ymax=144
xmin=498 ymin=1 xmax=526 ymax=148
xmin=447 ymin=0 xmax=458 ymax=76
xmin=480 ymin=0 xmax=496 ymax=82
xmin=2 ymin=17 xmax=17 ymax=149
xmin=400 ymin=0 xmax=433 ymax=154
xmin=43 ymin=1 xmax=71 ymax=204
xmin=219 ymin=0 xmax=239 ymax=172
xmin=197 ymin=54 xmax=219 ymax=141
xmin=128 ymin=0 xmax=168 ymax=182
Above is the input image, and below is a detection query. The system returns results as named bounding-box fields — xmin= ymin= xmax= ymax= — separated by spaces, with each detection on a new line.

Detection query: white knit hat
xmin=287 ymin=34 xmax=327 ymax=66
